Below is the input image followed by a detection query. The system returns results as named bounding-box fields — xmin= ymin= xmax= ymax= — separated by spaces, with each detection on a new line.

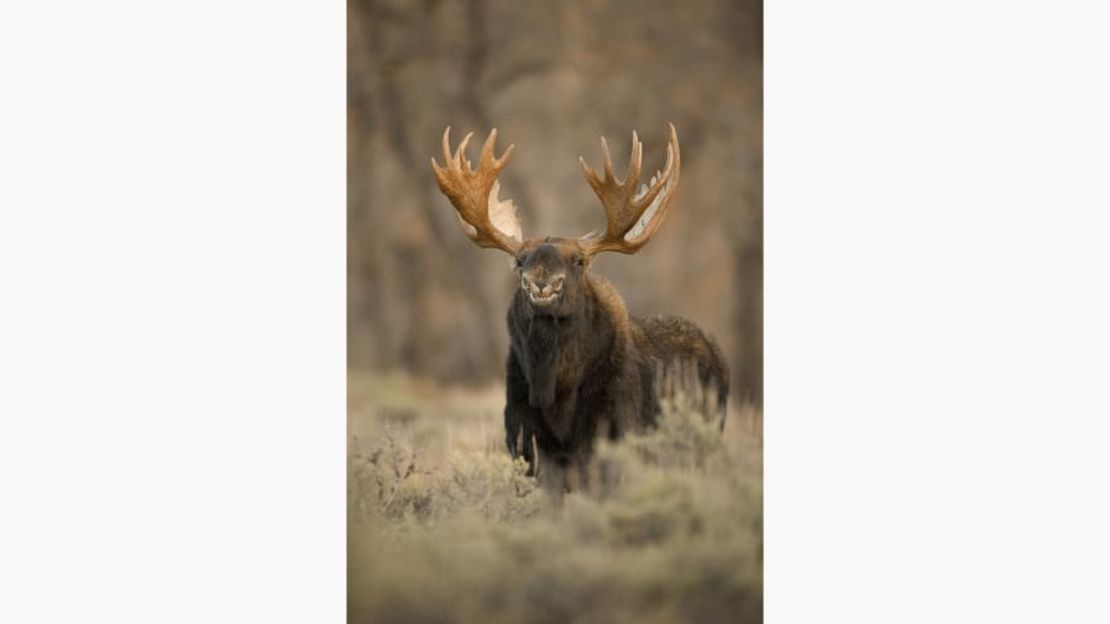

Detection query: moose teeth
xmin=528 ymin=290 xmax=558 ymax=304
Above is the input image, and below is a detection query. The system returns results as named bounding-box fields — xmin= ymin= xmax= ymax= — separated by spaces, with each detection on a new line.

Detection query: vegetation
xmin=349 ymin=372 xmax=762 ymax=623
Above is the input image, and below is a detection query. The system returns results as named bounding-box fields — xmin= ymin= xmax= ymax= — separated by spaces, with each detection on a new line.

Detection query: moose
xmin=431 ymin=123 xmax=728 ymax=496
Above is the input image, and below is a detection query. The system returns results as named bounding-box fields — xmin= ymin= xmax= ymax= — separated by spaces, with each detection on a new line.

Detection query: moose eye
xmin=515 ymin=256 xmax=524 ymax=269
xmin=573 ymin=255 xmax=584 ymax=267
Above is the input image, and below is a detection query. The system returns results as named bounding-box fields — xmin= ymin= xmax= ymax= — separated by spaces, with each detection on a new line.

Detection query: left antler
xmin=577 ymin=123 xmax=681 ymax=256
xmin=431 ymin=127 xmax=523 ymax=255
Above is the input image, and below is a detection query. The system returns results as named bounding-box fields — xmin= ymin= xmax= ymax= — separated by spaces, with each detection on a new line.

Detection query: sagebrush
xmin=348 ymin=373 xmax=762 ymax=624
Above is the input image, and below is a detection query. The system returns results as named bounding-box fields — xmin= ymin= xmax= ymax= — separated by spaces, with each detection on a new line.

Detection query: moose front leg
xmin=504 ymin=405 xmax=536 ymax=476
xmin=505 ymin=352 xmax=537 ymax=475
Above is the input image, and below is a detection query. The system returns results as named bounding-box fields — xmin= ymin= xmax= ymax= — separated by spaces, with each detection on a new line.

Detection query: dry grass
xmin=348 ymin=371 xmax=762 ymax=624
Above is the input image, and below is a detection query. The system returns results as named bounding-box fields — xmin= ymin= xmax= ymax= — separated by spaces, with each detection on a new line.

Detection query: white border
xmin=0 ymin=2 xmax=345 ymax=621
xmin=767 ymin=1 xmax=1110 ymax=621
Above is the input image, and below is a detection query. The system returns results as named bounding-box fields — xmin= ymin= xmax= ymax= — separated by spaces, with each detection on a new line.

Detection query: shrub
xmin=348 ymin=374 xmax=762 ymax=624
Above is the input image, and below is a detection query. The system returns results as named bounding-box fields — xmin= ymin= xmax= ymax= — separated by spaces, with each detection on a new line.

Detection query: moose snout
xmin=522 ymin=272 xmax=565 ymax=302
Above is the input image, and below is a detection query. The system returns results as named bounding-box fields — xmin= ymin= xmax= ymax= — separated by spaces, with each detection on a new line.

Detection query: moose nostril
xmin=552 ymin=276 xmax=564 ymax=290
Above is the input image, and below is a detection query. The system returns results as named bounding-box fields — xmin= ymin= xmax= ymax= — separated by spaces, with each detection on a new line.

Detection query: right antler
xmin=431 ymin=127 xmax=523 ymax=255
xmin=578 ymin=123 xmax=681 ymax=256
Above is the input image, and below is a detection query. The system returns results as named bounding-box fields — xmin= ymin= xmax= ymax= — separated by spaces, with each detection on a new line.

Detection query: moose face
xmin=513 ymin=238 xmax=588 ymax=311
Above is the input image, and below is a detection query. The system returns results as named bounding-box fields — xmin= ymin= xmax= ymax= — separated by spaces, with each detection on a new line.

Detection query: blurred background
xmin=348 ymin=0 xmax=762 ymax=403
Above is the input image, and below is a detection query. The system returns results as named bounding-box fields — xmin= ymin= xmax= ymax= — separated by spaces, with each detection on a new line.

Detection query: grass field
xmin=348 ymin=372 xmax=763 ymax=624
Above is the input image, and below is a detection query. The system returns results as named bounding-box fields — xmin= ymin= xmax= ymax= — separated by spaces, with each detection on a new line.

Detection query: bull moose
xmin=431 ymin=124 xmax=728 ymax=496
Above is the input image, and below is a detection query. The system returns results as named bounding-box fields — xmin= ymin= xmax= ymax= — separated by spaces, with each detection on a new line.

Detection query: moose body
xmin=432 ymin=124 xmax=728 ymax=495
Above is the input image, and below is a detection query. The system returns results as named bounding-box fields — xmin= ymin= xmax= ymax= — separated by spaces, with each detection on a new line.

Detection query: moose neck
xmin=512 ymin=279 xmax=608 ymax=409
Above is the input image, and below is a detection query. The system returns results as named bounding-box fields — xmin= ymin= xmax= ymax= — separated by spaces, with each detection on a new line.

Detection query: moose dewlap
xmin=431 ymin=124 xmax=729 ymax=498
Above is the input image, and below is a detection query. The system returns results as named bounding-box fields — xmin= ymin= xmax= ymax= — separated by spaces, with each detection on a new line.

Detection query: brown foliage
xmin=348 ymin=373 xmax=763 ymax=623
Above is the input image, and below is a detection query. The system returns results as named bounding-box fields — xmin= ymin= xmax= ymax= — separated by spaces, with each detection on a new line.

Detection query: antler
xmin=578 ymin=123 xmax=681 ymax=256
xmin=431 ymin=127 xmax=523 ymax=255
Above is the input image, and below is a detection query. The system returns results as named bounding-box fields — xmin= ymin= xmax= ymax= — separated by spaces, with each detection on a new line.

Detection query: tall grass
xmin=348 ymin=372 xmax=762 ymax=624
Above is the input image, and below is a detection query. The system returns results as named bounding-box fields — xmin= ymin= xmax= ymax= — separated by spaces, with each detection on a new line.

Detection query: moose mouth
xmin=527 ymin=290 xmax=560 ymax=306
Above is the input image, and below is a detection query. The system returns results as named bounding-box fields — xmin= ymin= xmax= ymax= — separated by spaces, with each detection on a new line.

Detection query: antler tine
xmin=479 ymin=128 xmax=497 ymax=165
xmin=495 ymin=143 xmax=514 ymax=169
xmin=453 ymin=131 xmax=474 ymax=170
xmin=627 ymin=130 xmax=643 ymax=188
xmin=438 ymin=126 xmax=454 ymax=170
xmin=600 ymin=136 xmax=617 ymax=182
xmin=478 ymin=128 xmax=515 ymax=172
xmin=578 ymin=155 xmax=601 ymax=190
